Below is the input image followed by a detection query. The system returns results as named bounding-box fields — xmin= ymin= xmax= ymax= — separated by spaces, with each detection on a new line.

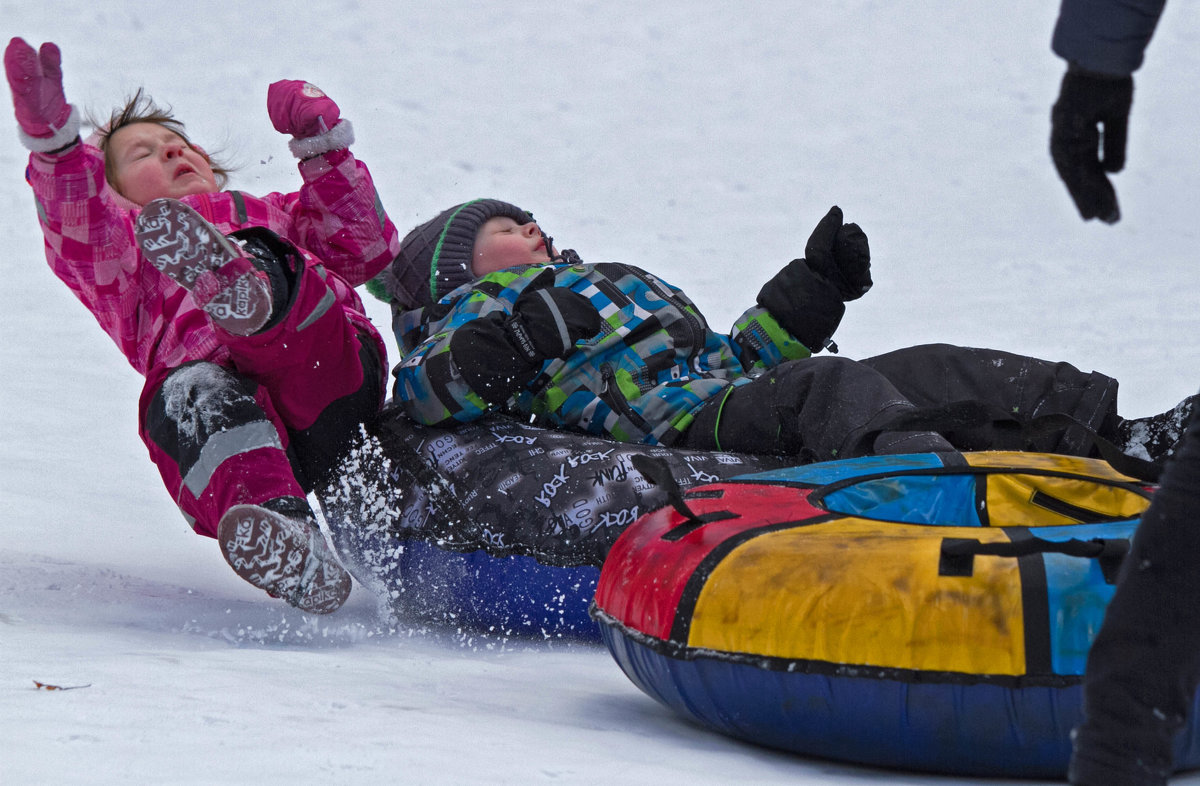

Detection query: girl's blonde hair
xmin=90 ymin=88 xmax=233 ymax=192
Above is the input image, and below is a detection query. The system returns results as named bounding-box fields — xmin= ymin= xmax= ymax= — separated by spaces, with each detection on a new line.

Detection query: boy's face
xmin=107 ymin=121 xmax=218 ymax=205
xmin=472 ymin=216 xmax=555 ymax=276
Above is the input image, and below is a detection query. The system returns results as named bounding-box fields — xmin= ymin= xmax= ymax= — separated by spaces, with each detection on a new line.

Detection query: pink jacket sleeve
xmin=25 ymin=143 xmax=184 ymax=374
xmin=277 ymin=147 xmax=400 ymax=287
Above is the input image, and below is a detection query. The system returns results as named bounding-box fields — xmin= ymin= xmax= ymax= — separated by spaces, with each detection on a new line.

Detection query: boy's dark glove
xmin=505 ymin=276 xmax=603 ymax=364
xmin=756 ymin=206 xmax=871 ymax=352
xmin=451 ymin=272 xmax=602 ymax=405
xmin=1050 ymin=67 xmax=1133 ymax=224
xmin=803 ymin=205 xmax=872 ymax=300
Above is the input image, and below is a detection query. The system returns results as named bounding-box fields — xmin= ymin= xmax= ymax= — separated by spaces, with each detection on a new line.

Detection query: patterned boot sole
xmin=135 ymin=198 xmax=272 ymax=335
xmin=217 ymin=504 xmax=352 ymax=614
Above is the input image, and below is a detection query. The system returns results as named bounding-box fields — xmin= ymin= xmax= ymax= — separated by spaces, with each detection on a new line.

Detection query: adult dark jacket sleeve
xmin=1051 ymin=0 xmax=1168 ymax=75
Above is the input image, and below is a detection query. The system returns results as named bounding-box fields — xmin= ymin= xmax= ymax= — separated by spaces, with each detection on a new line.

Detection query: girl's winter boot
xmin=134 ymin=198 xmax=273 ymax=336
xmin=217 ymin=503 xmax=352 ymax=614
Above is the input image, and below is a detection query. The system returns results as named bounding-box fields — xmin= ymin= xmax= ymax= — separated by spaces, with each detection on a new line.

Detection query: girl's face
xmin=107 ymin=121 xmax=218 ymax=205
xmin=472 ymin=216 xmax=555 ymax=276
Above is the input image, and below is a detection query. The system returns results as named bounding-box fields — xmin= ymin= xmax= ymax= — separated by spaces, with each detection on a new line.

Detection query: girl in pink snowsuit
xmin=5 ymin=37 xmax=400 ymax=613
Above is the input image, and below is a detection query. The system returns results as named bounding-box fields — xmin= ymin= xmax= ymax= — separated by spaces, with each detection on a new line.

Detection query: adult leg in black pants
xmin=1070 ymin=400 xmax=1200 ymax=785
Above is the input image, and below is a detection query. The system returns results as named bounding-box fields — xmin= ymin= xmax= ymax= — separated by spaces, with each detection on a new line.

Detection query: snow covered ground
xmin=4 ymin=1 xmax=1200 ymax=783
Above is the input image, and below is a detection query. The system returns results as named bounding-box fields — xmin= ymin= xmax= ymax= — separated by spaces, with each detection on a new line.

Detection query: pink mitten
xmin=267 ymin=80 xmax=341 ymax=139
xmin=5 ymin=37 xmax=72 ymax=139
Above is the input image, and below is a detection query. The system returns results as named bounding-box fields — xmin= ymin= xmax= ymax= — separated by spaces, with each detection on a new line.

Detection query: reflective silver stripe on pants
xmin=183 ymin=421 xmax=284 ymax=496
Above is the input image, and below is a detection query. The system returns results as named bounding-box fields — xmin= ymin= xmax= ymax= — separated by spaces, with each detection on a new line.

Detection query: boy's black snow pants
xmin=1068 ymin=401 xmax=1200 ymax=786
xmin=681 ymin=343 xmax=1119 ymax=462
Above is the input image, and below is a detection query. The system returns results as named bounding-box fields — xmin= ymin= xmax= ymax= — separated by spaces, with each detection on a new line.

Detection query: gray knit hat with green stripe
xmin=370 ymin=199 xmax=533 ymax=311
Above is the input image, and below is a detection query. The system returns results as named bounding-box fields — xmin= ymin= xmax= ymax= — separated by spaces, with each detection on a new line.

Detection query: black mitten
xmin=452 ymin=273 xmax=602 ymax=404
xmin=803 ymin=205 xmax=872 ymax=301
xmin=1050 ymin=67 xmax=1133 ymax=224
xmin=756 ymin=206 xmax=871 ymax=352
xmin=756 ymin=261 xmax=845 ymax=353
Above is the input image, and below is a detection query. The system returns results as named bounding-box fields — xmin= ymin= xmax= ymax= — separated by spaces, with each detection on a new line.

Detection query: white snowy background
xmin=3 ymin=1 xmax=1200 ymax=783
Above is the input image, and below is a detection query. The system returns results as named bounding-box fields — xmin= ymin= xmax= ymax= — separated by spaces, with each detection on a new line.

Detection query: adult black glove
xmin=1050 ymin=67 xmax=1133 ymax=224
xmin=756 ymin=206 xmax=871 ymax=353
xmin=451 ymin=270 xmax=602 ymax=405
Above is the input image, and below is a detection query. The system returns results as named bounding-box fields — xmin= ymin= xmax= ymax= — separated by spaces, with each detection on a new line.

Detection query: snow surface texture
xmin=4 ymin=2 xmax=1200 ymax=783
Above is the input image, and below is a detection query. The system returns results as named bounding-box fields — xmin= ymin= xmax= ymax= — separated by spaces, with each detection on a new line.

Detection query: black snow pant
xmin=681 ymin=343 xmax=1120 ymax=462
xmin=1069 ymin=402 xmax=1200 ymax=786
